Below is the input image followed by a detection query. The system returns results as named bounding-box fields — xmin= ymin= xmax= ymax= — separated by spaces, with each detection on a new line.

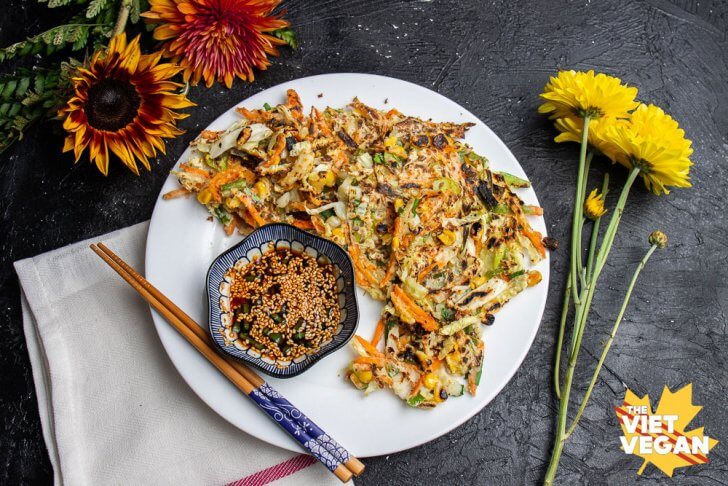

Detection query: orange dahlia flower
xmin=142 ymin=0 xmax=290 ymax=88
xmin=59 ymin=33 xmax=194 ymax=175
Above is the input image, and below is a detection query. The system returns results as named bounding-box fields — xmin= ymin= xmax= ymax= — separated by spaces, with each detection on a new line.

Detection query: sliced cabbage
xmin=402 ymin=277 xmax=428 ymax=302
xmin=209 ymin=125 xmax=244 ymax=158
xmin=306 ymin=201 xmax=346 ymax=220
xmin=238 ymin=123 xmax=272 ymax=151
xmin=433 ymin=177 xmax=461 ymax=195
xmin=439 ymin=315 xmax=480 ymax=336
xmin=356 ymin=152 xmax=373 ymax=170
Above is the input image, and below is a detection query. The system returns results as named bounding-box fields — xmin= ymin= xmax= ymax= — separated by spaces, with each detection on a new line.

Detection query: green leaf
xmin=86 ymin=0 xmax=108 ymax=18
xmin=16 ymin=77 xmax=30 ymax=97
xmin=2 ymin=81 xmax=17 ymax=100
xmin=47 ymin=0 xmax=73 ymax=7
xmin=130 ymin=0 xmax=142 ymax=23
xmin=0 ymin=21 xmax=97 ymax=62
xmin=272 ymin=28 xmax=298 ymax=49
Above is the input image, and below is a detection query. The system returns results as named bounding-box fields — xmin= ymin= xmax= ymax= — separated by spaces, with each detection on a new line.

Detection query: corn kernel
xmin=197 ymin=188 xmax=212 ymax=205
xmin=470 ymin=275 xmax=488 ymax=289
xmin=423 ymin=373 xmax=438 ymax=390
xmin=388 ymin=145 xmax=408 ymax=159
xmin=332 ymin=227 xmax=344 ymax=239
xmin=384 ymin=136 xmax=397 ymax=148
xmin=437 ymin=229 xmax=457 ymax=246
xmin=226 ymin=196 xmax=241 ymax=209
xmin=322 ymin=169 xmax=336 ymax=187
xmin=394 ymin=198 xmax=404 ymax=212
xmin=445 ymin=350 xmax=462 ymax=374
xmin=356 ymin=369 xmax=373 ymax=384
xmin=253 ymin=180 xmax=269 ymax=198
xmin=392 ymin=236 xmax=400 ymax=250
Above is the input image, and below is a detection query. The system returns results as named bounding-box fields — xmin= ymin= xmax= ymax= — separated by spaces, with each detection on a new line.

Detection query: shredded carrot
xmin=179 ymin=164 xmax=210 ymax=178
xmin=417 ymin=261 xmax=441 ymax=282
xmin=381 ymin=217 xmax=402 ymax=286
xmin=208 ymin=166 xmax=256 ymax=202
xmin=292 ymin=219 xmax=315 ymax=230
xmin=522 ymin=225 xmax=546 ymax=257
xmin=200 ymin=130 xmax=221 ymax=141
xmin=312 ymin=107 xmax=332 ymax=137
xmin=391 ymin=285 xmax=439 ymax=331
xmin=235 ymin=107 xmax=269 ymax=122
xmin=430 ymin=358 xmax=444 ymax=371
xmin=237 ymin=207 xmax=257 ymax=229
xmin=286 ymin=89 xmax=303 ymax=119
xmin=224 ymin=220 xmax=235 ymax=236
xmin=260 ymin=134 xmax=286 ymax=168
xmin=305 ymin=192 xmax=325 ymax=206
xmin=162 ymin=188 xmax=190 ymax=200
xmin=371 ymin=317 xmax=385 ymax=346
xmin=355 ymin=335 xmax=383 ymax=357
xmin=348 ymin=244 xmax=379 ymax=286
xmin=525 ymin=205 xmax=544 ymax=216
xmin=353 ymin=356 xmax=385 ymax=366
xmin=310 ymin=215 xmax=327 ymax=234
xmin=240 ymin=195 xmax=266 ymax=227
xmin=380 ymin=255 xmax=397 ymax=287
xmin=410 ymin=374 xmax=425 ymax=396
xmin=467 ymin=373 xmax=477 ymax=396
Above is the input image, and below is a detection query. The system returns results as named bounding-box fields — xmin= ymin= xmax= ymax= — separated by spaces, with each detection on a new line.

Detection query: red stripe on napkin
xmin=226 ymin=454 xmax=317 ymax=486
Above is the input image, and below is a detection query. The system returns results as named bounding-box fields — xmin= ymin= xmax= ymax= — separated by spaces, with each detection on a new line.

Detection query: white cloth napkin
xmin=15 ymin=222 xmax=343 ymax=486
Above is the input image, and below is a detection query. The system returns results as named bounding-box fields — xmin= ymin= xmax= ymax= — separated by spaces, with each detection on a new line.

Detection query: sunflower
xmin=583 ymin=188 xmax=607 ymax=220
xmin=609 ymin=104 xmax=693 ymax=195
xmin=539 ymin=70 xmax=639 ymax=120
xmin=142 ymin=0 xmax=289 ymax=88
xmin=59 ymin=33 xmax=194 ymax=175
xmin=553 ymin=116 xmax=626 ymax=162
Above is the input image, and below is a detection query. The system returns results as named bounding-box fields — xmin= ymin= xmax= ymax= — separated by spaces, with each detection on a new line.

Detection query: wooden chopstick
xmin=94 ymin=243 xmax=365 ymax=477
xmin=90 ymin=244 xmax=365 ymax=480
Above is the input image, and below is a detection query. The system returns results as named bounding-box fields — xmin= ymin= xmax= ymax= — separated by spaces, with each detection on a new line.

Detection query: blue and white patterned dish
xmin=206 ymin=223 xmax=359 ymax=378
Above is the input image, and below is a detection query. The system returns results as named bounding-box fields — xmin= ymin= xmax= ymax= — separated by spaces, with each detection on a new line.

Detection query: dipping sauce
xmin=227 ymin=248 xmax=340 ymax=361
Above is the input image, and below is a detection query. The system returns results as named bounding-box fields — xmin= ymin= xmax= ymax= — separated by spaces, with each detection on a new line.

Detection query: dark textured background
xmin=1 ymin=0 xmax=727 ymax=484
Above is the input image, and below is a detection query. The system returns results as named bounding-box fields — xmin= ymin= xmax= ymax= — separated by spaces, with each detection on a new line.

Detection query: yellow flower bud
xmin=649 ymin=230 xmax=668 ymax=249
xmin=584 ymin=188 xmax=607 ymax=220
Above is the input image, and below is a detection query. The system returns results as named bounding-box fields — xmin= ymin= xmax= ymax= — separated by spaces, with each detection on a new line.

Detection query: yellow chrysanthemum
xmin=583 ymin=188 xmax=607 ymax=220
xmin=554 ymin=116 xmax=626 ymax=162
xmin=539 ymin=70 xmax=639 ymax=119
xmin=609 ymin=104 xmax=693 ymax=195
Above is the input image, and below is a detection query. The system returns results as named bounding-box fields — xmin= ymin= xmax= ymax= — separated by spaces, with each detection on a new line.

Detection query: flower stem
xmin=569 ymin=116 xmax=591 ymax=304
xmin=111 ymin=0 xmax=133 ymax=38
xmin=565 ymin=243 xmax=658 ymax=438
xmin=570 ymin=167 xmax=639 ymax=357
xmin=544 ymin=167 xmax=640 ymax=485
xmin=553 ymin=274 xmax=572 ymax=399
xmin=585 ymin=173 xmax=609 ymax=281
xmin=578 ymin=151 xmax=593 ymax=288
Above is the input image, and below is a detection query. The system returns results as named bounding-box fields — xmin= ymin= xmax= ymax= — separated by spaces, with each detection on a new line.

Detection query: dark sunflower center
xmin=86 ymin=78 xmax=141 ymax=131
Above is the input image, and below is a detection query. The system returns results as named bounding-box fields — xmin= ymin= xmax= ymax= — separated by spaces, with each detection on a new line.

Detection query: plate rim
xmin=145 ymin=72 xmax=550 ymax=457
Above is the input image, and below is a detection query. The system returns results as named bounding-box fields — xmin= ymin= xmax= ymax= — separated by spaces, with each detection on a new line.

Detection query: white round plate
xmin=146 ymin=73 xmax=549 ymax=457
